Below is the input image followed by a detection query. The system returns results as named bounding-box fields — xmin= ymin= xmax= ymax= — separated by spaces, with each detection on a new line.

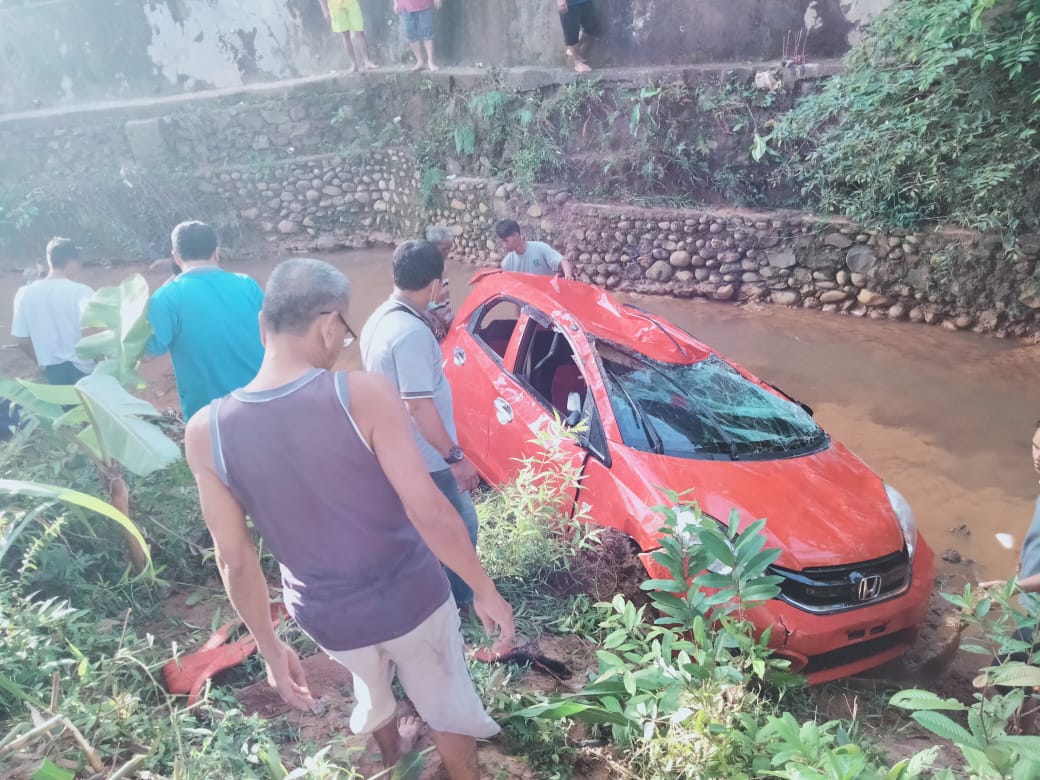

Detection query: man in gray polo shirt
xmin=496 ymin=219 xmax=574 ymax=278
xmin=361 ymin=240 xmax=480 ymax=606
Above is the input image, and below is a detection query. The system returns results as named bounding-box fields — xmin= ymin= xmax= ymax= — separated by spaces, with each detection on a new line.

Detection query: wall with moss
xmin=0 ymin=0 xmax=883 ymax=113
xmin=1 ymin=67 xmax=1036 ymax=338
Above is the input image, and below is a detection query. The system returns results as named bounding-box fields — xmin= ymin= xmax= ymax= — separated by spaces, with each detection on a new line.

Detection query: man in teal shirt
xmin=147 ymin=221 xmax=264 ymax=420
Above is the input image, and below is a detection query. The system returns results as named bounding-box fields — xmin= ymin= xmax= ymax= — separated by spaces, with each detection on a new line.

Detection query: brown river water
xmin=1 ymin=249 xmax=1037 ymax=582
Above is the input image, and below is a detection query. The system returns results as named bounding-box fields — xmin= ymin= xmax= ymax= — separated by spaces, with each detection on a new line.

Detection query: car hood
xmin=624 ymin=440 xmax=907 ymax=570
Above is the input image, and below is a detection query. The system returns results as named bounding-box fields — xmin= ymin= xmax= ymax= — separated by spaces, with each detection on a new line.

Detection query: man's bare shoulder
xmin=183 ymin=405 xmax=213 ymax=467
xmin=346 ymin=371 xmax=398 ymax=412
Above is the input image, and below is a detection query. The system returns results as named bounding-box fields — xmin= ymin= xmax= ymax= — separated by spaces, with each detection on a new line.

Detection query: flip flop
xmin=162 ymin=602 xmax=288 ymax=705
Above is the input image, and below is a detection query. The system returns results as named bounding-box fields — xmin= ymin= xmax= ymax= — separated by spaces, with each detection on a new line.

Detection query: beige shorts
xmin=322 ymin=597 xmax=500 ymax=738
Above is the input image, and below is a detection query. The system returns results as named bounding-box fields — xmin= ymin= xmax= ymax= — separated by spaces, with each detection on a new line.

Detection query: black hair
xmin=495 ymin=219 xmax=522 ymax=240
xmin=393 ymin=240 xmax=445 ymax=291
xmin=171 ymin=221 xmax=218 ymax=261
xmin=46 ymin=237 xmax=78 ymax=269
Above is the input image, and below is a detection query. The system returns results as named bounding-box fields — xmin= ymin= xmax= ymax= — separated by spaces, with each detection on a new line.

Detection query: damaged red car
xmin=443 ymin=270 xmax=935 ymax=684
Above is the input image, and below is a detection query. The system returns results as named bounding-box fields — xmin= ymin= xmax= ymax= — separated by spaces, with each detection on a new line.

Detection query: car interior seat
xmin=550 ymin=362 xmax=587 ymax=416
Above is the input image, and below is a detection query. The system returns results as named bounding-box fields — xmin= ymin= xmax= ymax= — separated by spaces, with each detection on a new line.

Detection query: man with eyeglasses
xmin=185 ymin=258 xmax=513 ymax=779
xmin=146 ymin=221 xmax=264 ymax=420
xmin=361 ymin=240 xmax=481 ymax=609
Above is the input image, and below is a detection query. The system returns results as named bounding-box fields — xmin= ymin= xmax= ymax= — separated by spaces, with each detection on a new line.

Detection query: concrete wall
xmin=0 ymin=0 xmax=887 ymax=113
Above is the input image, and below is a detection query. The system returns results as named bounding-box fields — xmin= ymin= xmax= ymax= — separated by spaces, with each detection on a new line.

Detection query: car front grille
xmin=768 ymin=549 xmax=911 ymax=614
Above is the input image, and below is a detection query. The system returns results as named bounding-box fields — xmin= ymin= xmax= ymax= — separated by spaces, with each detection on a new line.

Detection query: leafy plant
xmin=773 ymin=0 xmax=1040 ymax=234
xmin=0 ymin=275 xmax=179 ymax=572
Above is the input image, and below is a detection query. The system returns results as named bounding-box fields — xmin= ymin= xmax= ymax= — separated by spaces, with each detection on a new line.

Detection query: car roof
xmin=468 ymin=270 xmax=713 ymax=365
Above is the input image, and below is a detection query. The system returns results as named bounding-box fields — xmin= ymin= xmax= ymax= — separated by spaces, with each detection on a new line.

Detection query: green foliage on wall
xmin=772 ymin=0 xmax=1040 ymax=235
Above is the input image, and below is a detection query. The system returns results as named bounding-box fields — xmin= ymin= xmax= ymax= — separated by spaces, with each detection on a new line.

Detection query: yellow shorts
xmin=329 ymin=0 xmax=364 ymax=33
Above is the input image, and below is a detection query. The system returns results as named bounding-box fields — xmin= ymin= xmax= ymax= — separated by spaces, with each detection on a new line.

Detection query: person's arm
xmin=184 ymin=409 xmax=315 ymax=710
xmin=145 ymin=291 xmax=174 ymax=358
xmin=14 ymin=338 xmax=35 ymax=363
xmin=319 ymin=0 xmax=331 ymax=20
xmin=981 ymin=573 xmax=1040 ymax=594
xmin=394 ymin=328 xmax=480 ymax=490
xmin=11 ymin=288 xmax=35 ymax=362
xmin=544 ymin=245 xmax=573 ymax=280
xmin=350 ymin=372 xmax=515 ymax=651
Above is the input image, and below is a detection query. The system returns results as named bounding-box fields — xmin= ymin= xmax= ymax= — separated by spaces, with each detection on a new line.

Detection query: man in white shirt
xmin=496 ymin=220 xmax=574 ymax=279
xmin=11 ymin=238 xmax=95 ymax=385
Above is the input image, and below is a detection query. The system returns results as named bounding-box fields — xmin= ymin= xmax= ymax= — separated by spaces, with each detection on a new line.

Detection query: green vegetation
xmin=773 ymin=0 xmax=1040 ymax=235
xmin=3 ymin=275 xmax=1040 ymax=774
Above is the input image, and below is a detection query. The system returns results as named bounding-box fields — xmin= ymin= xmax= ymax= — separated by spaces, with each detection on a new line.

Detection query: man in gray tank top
xmin=184 ymin=258 xmax=514 ymax=780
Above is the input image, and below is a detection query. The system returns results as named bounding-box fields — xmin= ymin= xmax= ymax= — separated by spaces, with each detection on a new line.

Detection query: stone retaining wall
xmin=417 ymin=180 xmax=1040 ymax=339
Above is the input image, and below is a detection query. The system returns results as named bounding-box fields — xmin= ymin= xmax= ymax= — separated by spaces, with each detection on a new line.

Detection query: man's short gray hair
xmin=261 ymin=258 xmax=351 ymax=335
xmin=426 ymin=225 xmax=455 ymax=244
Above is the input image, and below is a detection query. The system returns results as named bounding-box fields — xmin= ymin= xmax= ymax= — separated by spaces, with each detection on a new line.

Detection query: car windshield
xmin=598 ymin=344 xmax=826 ymax=460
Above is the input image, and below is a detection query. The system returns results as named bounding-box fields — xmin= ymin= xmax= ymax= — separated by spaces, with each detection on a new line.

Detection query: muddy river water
xmin=1 ymin=249 xmax=1037 ymax=581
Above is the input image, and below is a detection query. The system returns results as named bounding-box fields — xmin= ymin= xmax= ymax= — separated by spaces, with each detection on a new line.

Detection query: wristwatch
xmin=444 ymin=445 xmax=465 ymax=464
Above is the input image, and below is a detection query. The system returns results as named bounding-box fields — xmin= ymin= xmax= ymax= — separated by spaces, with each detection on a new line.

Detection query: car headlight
xmin=884 ymin=484 xmax=917 ymax=559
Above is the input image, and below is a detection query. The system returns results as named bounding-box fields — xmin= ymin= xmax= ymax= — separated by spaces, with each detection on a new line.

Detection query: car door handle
xmin=494 ymin=398 xmax=513 ymax=424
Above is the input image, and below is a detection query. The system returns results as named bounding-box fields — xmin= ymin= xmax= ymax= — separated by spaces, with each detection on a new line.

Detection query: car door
xmin=485 ymin=307 xmax=597 ymax=509
xmin=445 ymin=297 xmax=524 ymax=477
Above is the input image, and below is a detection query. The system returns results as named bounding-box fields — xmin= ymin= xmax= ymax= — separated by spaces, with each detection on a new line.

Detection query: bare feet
xmin=364 ymin=60 xmax=380 ymax=70
xmin=574 ymin=60 xmax=592 ymax=73
xmin=397 ymin=715 xmax=423 ymax=757
xmin=343 ymin=63 xmax=358 ymax=75
xmin=411 ymin=60 xmax=425 ymax=71
xmin=428 ymin=63 xmax=440 ymax=72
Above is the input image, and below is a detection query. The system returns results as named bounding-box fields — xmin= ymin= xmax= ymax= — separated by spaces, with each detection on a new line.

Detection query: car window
xmin=515 ymin=318 xmax=588 ymax=416
xmin=471 ymin=299 xmax=521 ymax=360
xmin=598 ymin=342 xmax=827 ymax=461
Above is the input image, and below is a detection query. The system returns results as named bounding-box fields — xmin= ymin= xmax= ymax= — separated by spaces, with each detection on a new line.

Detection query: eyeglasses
xmin=321 ymin=310 xmax=357 ymax=348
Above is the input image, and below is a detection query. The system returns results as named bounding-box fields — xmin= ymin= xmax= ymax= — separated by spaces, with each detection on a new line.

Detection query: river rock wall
xmin=422 ymin=182 xmax=1040 ymax=339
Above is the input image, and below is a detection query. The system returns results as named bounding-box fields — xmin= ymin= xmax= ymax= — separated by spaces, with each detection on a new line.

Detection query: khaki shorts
xmin=329 ymin=0 xmax=364 ymax=33
xmin=322 ymin=597 xmax=500 ymax=737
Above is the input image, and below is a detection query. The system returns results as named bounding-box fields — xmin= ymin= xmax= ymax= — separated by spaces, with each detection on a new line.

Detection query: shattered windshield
xmin=598 ymin=344 xmax=826 ymax=461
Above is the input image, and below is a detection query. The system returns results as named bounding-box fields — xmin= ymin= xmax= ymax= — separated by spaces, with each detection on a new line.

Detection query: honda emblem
xmin=856 ymin=574 xmax=883 ymax=601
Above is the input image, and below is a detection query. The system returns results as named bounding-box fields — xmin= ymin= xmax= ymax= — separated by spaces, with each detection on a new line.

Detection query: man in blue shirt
xmin=147 ymin=222 xmax=264 ymax=420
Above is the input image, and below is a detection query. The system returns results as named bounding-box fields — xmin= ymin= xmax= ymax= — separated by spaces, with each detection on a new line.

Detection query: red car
xmin=443 ymin=270 xmax=935 ymax=684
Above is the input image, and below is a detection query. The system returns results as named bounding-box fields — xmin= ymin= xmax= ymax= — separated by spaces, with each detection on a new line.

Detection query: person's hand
xmin=264 ymin=643 xmax=315 ymax=711
xmin=393 ymin=0 xmax=402 ymax=12
xmin=979 ymin=580 xmax=1009 ymax=591
xmin=557 ymin=0 xmax=568 ymax=12
xmin=473 ymin=587 xmax=515 ymax=657
xmin=451 ymin=457 xmax=480 ymax=492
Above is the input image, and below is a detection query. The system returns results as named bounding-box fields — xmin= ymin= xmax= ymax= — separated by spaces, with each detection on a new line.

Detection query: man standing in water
xmin=496 ymin=220 xmax=574 ymax=279
xmin=361 ymin=241 xmax=481 ymax=608
xmin=146 ymin=221 xmax=264 ymax=420
xmin=319 ymin=0 xmax=379 ymax=72
xmin=11 ymin=238 xmax=95 ymax=384
xmin=185 ymin=258 xmax=513 ymax=779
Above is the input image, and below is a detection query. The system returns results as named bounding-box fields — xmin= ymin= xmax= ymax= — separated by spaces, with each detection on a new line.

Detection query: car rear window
xmin=599 ymin=344 xmax=826 ymax=460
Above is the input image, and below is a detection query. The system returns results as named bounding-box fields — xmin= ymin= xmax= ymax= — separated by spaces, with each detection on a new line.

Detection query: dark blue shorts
xmin=401 ymin=9 xmax=434 ymax=42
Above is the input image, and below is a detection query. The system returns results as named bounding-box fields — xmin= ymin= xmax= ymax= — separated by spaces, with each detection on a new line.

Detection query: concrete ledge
xmin=0 ymin=60 xmax=844 ymax=129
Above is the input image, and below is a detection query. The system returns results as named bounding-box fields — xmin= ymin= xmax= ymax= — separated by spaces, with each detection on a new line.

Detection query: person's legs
xmin=352 ymin=31 xmax=378 ymax=70
xmin=43 ymin=362 xmax=86 ymax=385
xmin=559 ymin=7 xmax=589 ymax=72
xmin=409 ymin=40 xmax=426 ymax=70
xmin=429 ymin=468 xmax=479 ymax=606
xmin=387 ymin=599 xmax=500 ymax=780
xmin=339 ymin=31 xmax=358 ymax=73
xmin=424 ymin=40 xmax=438 ymax=71
xmin=417 ymin=9 xmax=437 ymax=71
xmin=322 ymin=642 xmax=420 ymax=768
xmin=429 ymin=731 xmax=479 ymax=780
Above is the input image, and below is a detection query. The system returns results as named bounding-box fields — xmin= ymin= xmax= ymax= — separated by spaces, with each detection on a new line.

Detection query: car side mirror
xmin=565 ymin=392 xmax=582 ymax=428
